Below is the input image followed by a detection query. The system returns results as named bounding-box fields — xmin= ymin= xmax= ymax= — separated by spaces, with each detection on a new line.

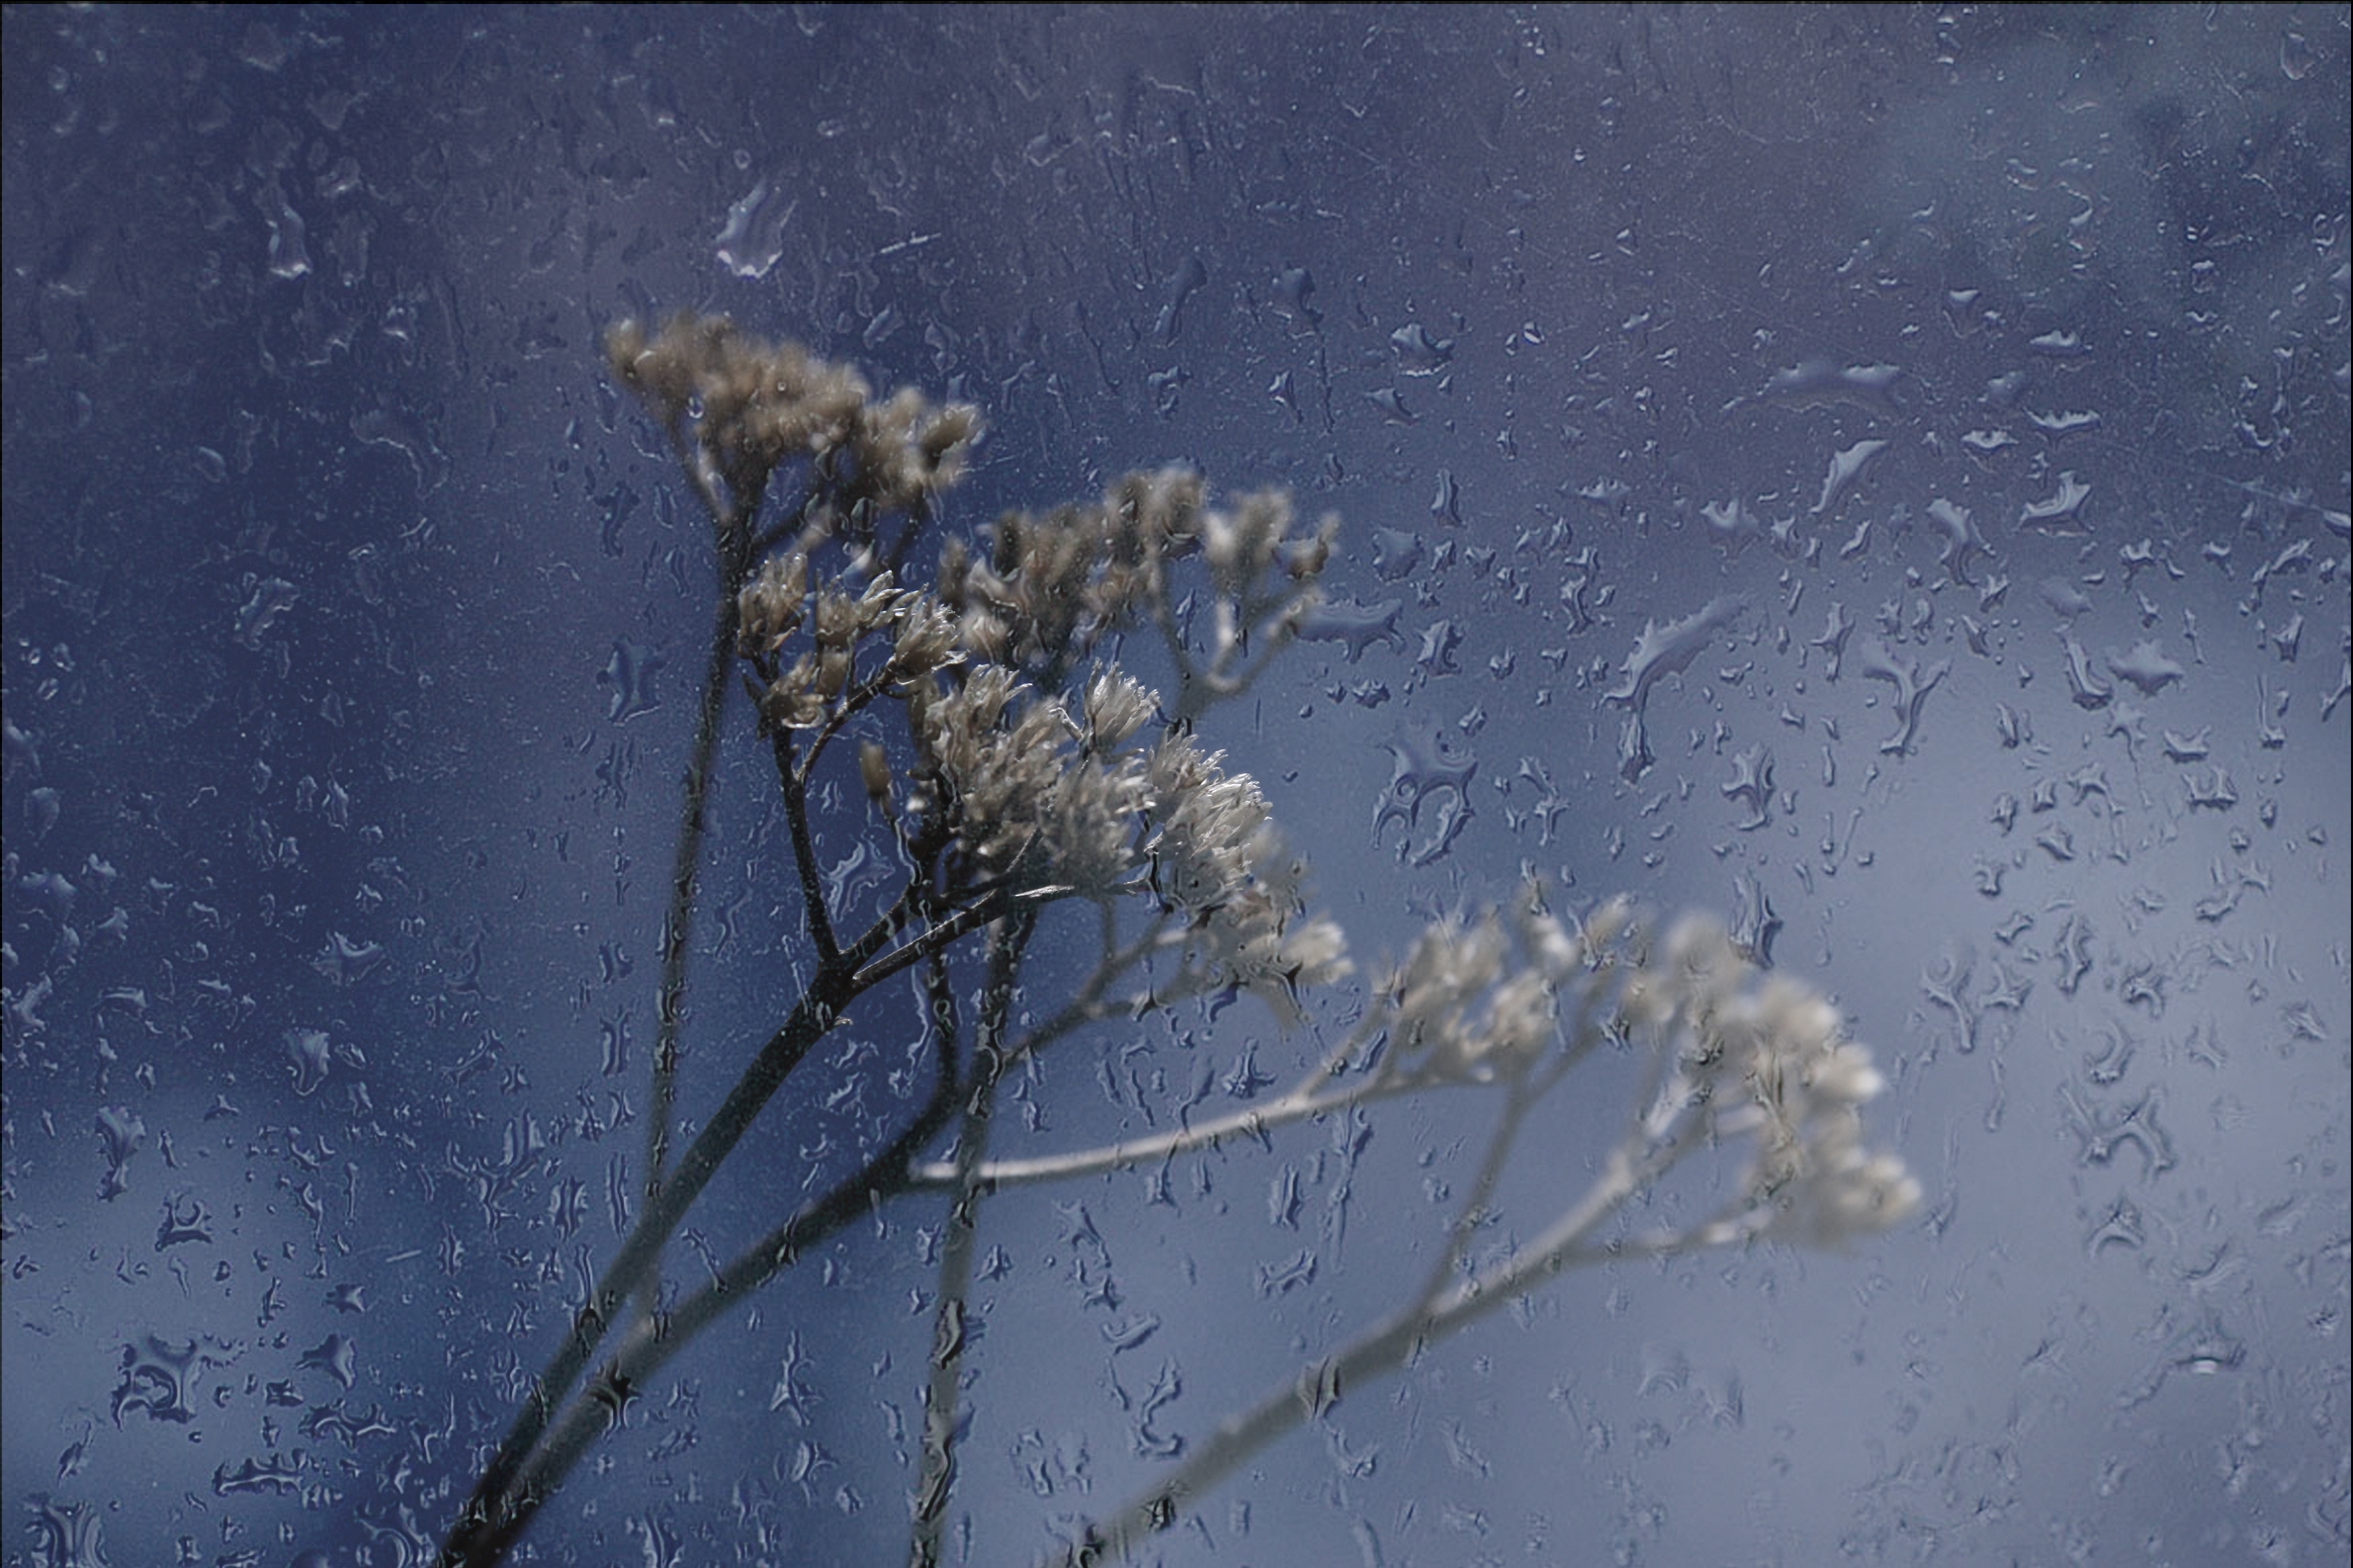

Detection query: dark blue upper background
xmin=5 ymin=7 xmax=2347 ymax=1565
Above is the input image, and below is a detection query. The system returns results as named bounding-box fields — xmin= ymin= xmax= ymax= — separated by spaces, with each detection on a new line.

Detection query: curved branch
xmin=910 ymin=914 xmax=1030 ymax=1565
xmin=1033 ymin=1104 xmax=1717 ymax=1568
xmin=644 ymin=581 xmax=743 ymax=1209
xmin=439 ymin=966 xmax=858 ymax=1566
xmin=457 ymin=995 xmax=985 ymax=1566
xmin=905 ymin=1077 xmax=1365 ymax=1192
xmin=771 ymin=725 xmax=841 ymax=965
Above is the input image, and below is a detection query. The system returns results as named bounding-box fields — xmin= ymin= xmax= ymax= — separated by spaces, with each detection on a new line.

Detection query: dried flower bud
xmin=606 ymin=314 xmax=873 ymax=522
xmin=1202 ymin=490 xmax=1293 ymax=599
xmin=1807 ymin=1041 xmax=1885 ymax=1106
xmin=1477 ymin=970 xmax=1557 ymax=1063
xmin=858 ymin=740 xmax=894 ymax=811
xmin=1378 ymin=911 xmax=1570 ymax=1082
xmin=761 ymin=654 xmax=827 ymax=730
xmin=1763 ymin=1146 xmax=1922 ymax=1249
xmin=1287 ymin=517 xmax=1338 ymax=580
xmin=917 ymin=403 xmax=982 ymax=481
xmin=847 ymin=389 xmax=983 ymax=513
xmin=815 ymin=587 xmax=864 ymax=652
xmin=854 ymin=571 xmax=902 ymax=631
xmin=1580 ymin=896 xmax=1636 ymax=958
xmin=1526 ymin=899 xmax=1920 ymax=1248
xmin=815 ymin=646 xmax=853 ymax=700
xmin=890 ymin=600 xmax=963 ymax=680
xmin=1081 ymin=669 xmax=1156 ymax=750
xmin=738 ymin=553 xmax=810 ymax=656
xmin=957 ymin=607 xmax=1008 ymax=664
xmin=1512 ymin=885 xmax=1584 ymax=979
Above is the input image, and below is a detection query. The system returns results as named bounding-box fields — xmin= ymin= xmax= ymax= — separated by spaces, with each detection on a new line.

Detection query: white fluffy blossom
xmin=1373 ymin=892 xmax=1917 ymax=1246
xmin=1604 ymin=912 xmax=1918 ymax=1246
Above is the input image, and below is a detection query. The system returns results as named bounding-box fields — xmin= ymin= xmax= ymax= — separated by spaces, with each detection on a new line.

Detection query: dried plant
xmin=435 ymin=314 xmax=1915 ymax=1566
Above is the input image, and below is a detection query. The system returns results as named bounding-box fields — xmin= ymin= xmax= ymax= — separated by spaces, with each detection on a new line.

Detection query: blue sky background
xmin=5 ymin=7 xmax=2347 ymax=1565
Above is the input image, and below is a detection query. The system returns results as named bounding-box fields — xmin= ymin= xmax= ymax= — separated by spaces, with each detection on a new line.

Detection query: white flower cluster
xmin=740 ymin=560 xmax=962 ymax=732
xmin=843 ymin=385 xmax=981 ymax=516
xmin=1616 ymin=911 xmax=1921 ymax=1247
xmin=1371 ymin=892 xmax=1917 ymax=1246
xmin=1196 ymin=487 xmax=1334 ymax=636
xmin=937 ymin=469 xmax=1334 ymax=712
xmin=910 ymin=666 xmax=1147 ymax=893
xmin=906 ymin=665 xmax=1347 ymax=1022
xmin=606 ymin=314 xmax=977 ymax=520
xmin=1379 ymin=887 xmax=1583 ymax=1084
xmin=1140 ymin=732 xmax=1349 ymax=1025
xmin=937 ymin=468 xmax=1208 ymax=677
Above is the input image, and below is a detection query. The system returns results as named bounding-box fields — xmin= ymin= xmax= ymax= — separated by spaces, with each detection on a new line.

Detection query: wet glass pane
xmin=5 ymin=8 xmax=2346 ymax=1565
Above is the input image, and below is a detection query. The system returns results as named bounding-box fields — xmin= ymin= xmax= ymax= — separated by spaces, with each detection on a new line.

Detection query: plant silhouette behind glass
xmin=437 ymin=315 xmax=1918 ymax=1566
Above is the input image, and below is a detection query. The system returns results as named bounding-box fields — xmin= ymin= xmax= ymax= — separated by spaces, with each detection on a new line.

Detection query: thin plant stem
xmin=907 ymin=1075 xmax=1362 ymax=1192
xmin=469 ymin=926 xmax=1027 ymax=1568
xmin=773 ymin=724 xmax=842 ymax=965
xmin=643 ymin=577 xmax=742 ymax=1215
xmin=906 ymin=1000 xmax=1434 ymax=1193
xmin=441 ymin=883 xmax=1034 ymax=1565
xmin=1035 ymin=1075 xmax=1719 ymax=1568
xmin=439 ymin=969 xmax=851 ymax=1566
xmin=1409 ymin=1068 xmax=1537 ymax=1309
xmin=909 ymin=915 xmax=1027 ymax=1566
xmin=448 ymin=1052 xmax=961 ymax=1566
